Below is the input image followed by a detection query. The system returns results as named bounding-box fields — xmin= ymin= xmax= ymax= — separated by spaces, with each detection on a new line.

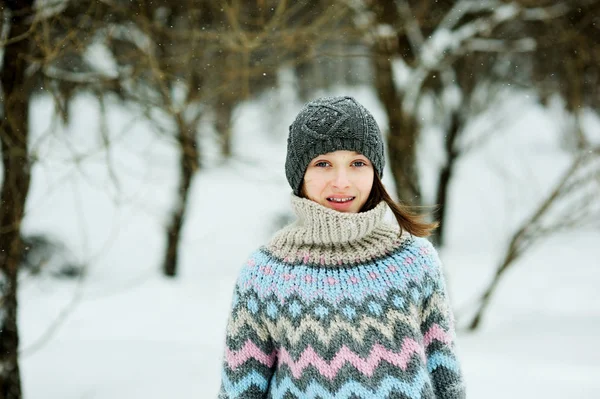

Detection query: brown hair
xmin=361 ymin=173 xmax=438 ymax=237
xmin=299 ymin=173 xmax=439 ymax=238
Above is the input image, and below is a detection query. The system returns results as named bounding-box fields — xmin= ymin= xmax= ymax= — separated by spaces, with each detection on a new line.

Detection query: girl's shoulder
xmin=232 ymin=246 xmax=289 ymax=286
xmin=399 ymin=234 xmax=432 ymax=248
xmin=388 ymin=235 xmax=444 ymax=277
xmin=234 ymin=247 xmax=270 ymax=280
xmin=390 ymin=235 xmax=439 ymax=260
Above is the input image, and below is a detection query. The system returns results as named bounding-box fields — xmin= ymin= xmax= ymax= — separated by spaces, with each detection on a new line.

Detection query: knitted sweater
xmin=218 ymin=196 xmax=466 ymax=399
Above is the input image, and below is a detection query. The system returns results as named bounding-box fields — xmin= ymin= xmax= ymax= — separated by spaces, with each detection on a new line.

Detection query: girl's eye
xmin=352 ymin=161 xmax=367 ymax=167
xmin=315 ymin=161 xmax=329 ymax=167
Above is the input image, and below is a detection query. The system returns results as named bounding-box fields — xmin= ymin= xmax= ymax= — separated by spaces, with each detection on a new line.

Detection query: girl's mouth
xmin=327 ymin=196 xmax=355 ymax=203
xmin=326 ymin=196 xmax=356 ymax=210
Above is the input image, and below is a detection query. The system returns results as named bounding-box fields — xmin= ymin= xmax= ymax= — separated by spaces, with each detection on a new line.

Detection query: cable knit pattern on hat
xmin=218 ymin=198 xmax=466 ymax=399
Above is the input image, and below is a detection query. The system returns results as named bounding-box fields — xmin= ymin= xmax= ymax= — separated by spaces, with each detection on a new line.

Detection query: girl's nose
xmin=332 ymin=168 xmax=350 ymax=188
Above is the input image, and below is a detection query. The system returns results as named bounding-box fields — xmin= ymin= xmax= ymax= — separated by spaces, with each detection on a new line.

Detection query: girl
xmin=218 ymin=96 xmax=466 ymax=398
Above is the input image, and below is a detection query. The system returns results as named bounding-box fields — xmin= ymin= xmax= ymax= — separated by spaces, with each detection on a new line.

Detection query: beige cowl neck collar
xmin=266 ymin=195 xmax=410 ymax=267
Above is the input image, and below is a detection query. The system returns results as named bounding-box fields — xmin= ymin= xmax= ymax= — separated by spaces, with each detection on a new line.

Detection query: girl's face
xmin=302 ymin=150 xmax=374 ymax=213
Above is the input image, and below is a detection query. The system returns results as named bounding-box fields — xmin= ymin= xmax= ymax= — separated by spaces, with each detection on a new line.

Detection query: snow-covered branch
xmin=424 ymin=3 xmax=519 ymax=69
xmin=402 ymin=1 xmax=573 ymax=114
xmin=41 ymin=66 xmax=121 ymax=84
xmin=345 ymin=0 xmax=375 ymax=31
xmin=396 ymin=0 xmax=424 ymax=54
xmin=521 ymin=3 xmax=571 ymax=21
xmin=464 ymin=37 xmax=537 ymax=53
xmin=438 ymin=0 xmax=503 ymax=31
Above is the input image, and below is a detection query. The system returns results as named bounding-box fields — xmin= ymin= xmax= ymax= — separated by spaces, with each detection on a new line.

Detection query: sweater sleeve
xmin=218 ymin=272 xmax=276 ymax=398
xmin=419 ymin=241 xmax=466 ymax=399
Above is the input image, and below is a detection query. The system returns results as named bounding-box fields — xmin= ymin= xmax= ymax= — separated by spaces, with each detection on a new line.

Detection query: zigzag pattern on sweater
xmin=422 ymin=292 xmax=452 ymax=322
xmin=269 ymin=370 xmax=431 ymax=399
xmin=228 ymin=306 xmax=420 ymax=345
xmin=227 ymin=289 xmax=452 ymax=345
xmin=278 ymin=342 xmax=423 ymax=380
xmin=265 ymin=308 xmax=420 ymax=345
xmin=220 ymin=369 xmax=433 ymax=399
xmin=225 ymin=339 xmax=277 ymax=370
xmin=225 ymin=323 xmax=455 ymax=378
xmin=426 ymin=352 xmax=462 ymax=373
xmin=225 ymin=308 xmax=271 ymax=342
xmin=220 ymin=369 xmax=269 ymax=394
xmin=219 ymin=354 xmax=461 ymax=398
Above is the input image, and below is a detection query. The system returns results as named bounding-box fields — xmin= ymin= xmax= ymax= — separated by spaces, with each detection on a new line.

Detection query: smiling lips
xmin=327 ymin=196 xmax=355 ymax=203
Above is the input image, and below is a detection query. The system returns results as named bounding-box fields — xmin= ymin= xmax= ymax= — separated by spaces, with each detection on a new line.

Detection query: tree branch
xmin=395 ymin=0 xmax=424 ymax=54
xmin=402 ymin=1 xmax=573 ymax=114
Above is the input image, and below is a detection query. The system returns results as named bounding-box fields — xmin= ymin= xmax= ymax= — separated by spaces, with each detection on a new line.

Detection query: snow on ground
xmin=19 ymin=89 xmax=600 ymax=398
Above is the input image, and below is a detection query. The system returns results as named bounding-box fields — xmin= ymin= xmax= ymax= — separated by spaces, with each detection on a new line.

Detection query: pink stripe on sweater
xmin=225 ymin=339 xmax=277 ymax=370
xmin=278 ymin=340 xmax=425 ymax=380
xmin=423 ymin=324 xmax=453 ymax=348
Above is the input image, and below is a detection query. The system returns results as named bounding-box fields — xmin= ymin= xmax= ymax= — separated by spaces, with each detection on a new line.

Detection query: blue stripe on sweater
xmin=220 ymin=369 xmax=269 ymax=396
xmin=427 ymin=352 xmax=461 ymax=373
xmin=270 ymin=368 xmax=430 ymax=399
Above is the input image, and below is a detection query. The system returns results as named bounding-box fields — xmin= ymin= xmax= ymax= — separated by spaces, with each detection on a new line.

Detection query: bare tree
xmin=0 ymin=0 xmax=118 ymax=394
xmin=465 ymin=0 xmax=600 ymax=327
xmin=0 ymin=1 xmax=35 ymax=397
xmin=4 ymin=0 xmax=354 ymax=282
xmin=347 ymin=0 xmax=576 ymax=215
xmin=84 ymin=0 xmax=352 ymax=276
xmin=469 ymin=141 xmax=600 ymax=329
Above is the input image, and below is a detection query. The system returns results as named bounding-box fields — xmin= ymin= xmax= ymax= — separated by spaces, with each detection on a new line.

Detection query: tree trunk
xmin=0 ymin=1 xmax=34 ymax=397
xmin=468 ymin=221 xmax=530 ymax=330
xmin=215 ymin=98 xmax=234 ymax=158
xmin=432 ymin=111 xmax=461 ymax=246
xmin=163 ymin=117 xmax=199 ymax=277
xmin=468 ymin=243 xmax=519 ymax=330
xmin=372 ymin=41 xmax=422 ymax=206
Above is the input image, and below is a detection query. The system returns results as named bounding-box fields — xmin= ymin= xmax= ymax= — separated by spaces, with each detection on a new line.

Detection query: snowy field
xmin=19 ymin=87 xmax=600 ymax=398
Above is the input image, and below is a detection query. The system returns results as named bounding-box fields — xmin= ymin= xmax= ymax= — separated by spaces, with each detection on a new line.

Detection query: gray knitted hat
xmin=285 ymin=96 xmax=385 ymax=195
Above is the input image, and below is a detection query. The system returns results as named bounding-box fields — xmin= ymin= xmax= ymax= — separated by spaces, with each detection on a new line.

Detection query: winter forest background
xmin=0 ymin=0 xmax=599 ymax=398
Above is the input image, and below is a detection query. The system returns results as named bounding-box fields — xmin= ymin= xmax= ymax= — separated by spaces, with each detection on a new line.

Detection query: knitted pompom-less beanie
xmin=285 ymin=96 xmax=385 ymax=195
